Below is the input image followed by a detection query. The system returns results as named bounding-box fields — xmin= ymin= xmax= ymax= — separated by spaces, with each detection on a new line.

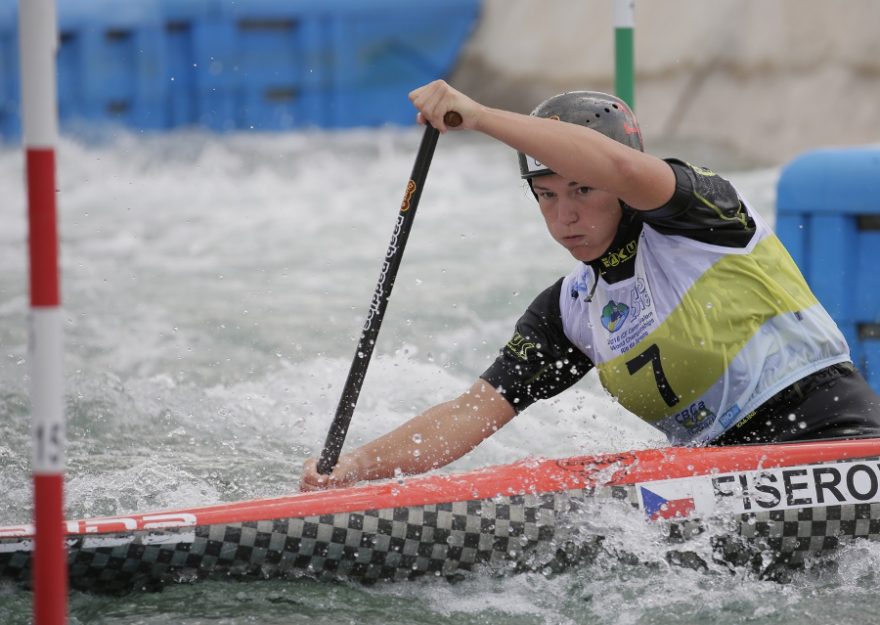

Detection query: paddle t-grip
xmin=443 ymin=111 xmax=462 ymax=128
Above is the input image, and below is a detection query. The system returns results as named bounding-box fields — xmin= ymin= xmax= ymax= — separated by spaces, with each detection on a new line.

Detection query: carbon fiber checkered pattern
xmin=0 ymin=489 xmax=596 ymax=592
xmin=2 ymin=479 xmax=880 ymax=591
xmin=737 ymin=502 xmax=880 ymax=562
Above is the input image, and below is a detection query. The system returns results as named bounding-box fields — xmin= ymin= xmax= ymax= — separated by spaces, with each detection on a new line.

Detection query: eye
xmin=576 ymin=186 xmax=593 ymax=196
xmin=537 ymin=190 xmax=556 ymax=200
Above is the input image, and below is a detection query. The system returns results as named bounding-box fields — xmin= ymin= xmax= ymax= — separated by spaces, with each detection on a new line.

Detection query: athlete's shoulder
xmin=639 ymin=159 xmax=755 ymax=247
xmin=673 ymin=159 xmax=742 ymax=214
xmin=481 ymin=276 xmax=593 ymax=413
xmin=523 ymin=277 xmax=566 ymax=320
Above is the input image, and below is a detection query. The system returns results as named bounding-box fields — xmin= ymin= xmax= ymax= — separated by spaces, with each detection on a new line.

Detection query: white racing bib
xmin=560 ymin=209 xmax=849 ymax=444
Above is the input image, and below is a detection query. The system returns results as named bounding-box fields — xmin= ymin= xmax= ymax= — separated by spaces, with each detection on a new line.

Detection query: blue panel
xmin=54 ymin=0 xmax=167 ymax=129
xmin=234 ymin=12 xmax=306 ymax=130
xmin=776 ymin=146 xmax=880 ymax=392
xmin=190 ymin=17 xmax=237 ymax=130
xmin=862 ymin=340 xmax=880 ymax=390
xmin=0 ymin=24 xmax=18 ymax=140
xmin=164 ymin=20 xmax=197 ymax=127
xmin=132 ymin=29 xmax=168 ymax=129
xmin=0 ymin=0 xmax=481 ymax=135
xmin=775 ymin=213 xmax=809 ymax=274
xmin=56 ymin=27 xmax=84 ymax=124
xmin=807 ymin=215 xmax=855 ymax=322
xmin=855 ymin=230 xmax=880 ymax=322
xmin=0 ymin=0 xmax=18 ymax=139
xmin=777 ymin=147 xmax=880 ymax=216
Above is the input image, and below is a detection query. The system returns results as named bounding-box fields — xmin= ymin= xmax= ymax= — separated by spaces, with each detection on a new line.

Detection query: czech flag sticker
xmin=639 ymin=485 xmax=696 ymax=521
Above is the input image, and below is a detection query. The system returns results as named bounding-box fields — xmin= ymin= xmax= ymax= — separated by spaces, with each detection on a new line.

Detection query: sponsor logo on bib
xmin=601 ymin=300 xmax=629 ymax=333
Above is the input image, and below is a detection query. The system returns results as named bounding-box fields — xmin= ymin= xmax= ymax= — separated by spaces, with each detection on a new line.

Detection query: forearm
xmin=408 ymin=81 xmax=673 ymax=210
xmin=345 ymin=381 xmax=515 ymax=481
xmin=476 ymin=107 xmax=619 ymax=181
xmin=474 ymin=106 xmax=669 ymax=207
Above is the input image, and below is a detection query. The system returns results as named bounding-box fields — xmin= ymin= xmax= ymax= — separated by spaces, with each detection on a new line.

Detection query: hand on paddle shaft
xmin=306 ymin=96 xmax=463 ymax=488
xmin=409 ymin=80 xmax=482 ymax=132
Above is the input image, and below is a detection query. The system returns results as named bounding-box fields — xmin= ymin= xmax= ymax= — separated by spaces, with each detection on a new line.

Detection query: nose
xmin=557 ymin=198 xmax=579 ymax=225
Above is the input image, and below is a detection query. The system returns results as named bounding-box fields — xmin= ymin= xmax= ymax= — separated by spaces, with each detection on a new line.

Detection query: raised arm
xmin=409 ymin=80 xmax=674 ymax=211
xmin=300 ymin=379 xmax=516 ymax=491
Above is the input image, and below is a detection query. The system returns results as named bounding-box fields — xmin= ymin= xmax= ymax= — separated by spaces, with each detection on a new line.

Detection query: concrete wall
xmin=451 ymin=0 xmax=880 ymax=167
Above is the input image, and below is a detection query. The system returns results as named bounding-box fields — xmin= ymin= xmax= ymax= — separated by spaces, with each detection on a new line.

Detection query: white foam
xmin=0 ymin=126 xmax=771 ymax=516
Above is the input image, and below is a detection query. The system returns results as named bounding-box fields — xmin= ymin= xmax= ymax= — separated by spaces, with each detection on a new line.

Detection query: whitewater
xmin=0 ymin=127 xmax=877 ymax=624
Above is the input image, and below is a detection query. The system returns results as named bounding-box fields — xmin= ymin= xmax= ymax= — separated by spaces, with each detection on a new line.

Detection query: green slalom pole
xmin=614 ymin=0 xmax=635 ymax=110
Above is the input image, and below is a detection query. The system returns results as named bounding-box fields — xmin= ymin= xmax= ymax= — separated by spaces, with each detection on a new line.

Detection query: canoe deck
xmin=2 ymin=439 xmax=879 ymax=591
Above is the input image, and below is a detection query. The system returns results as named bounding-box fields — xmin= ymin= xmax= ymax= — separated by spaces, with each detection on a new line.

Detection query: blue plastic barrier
xmin=776 ymin=147 xmax=880 ymax=390
xmin=0 ymin=0 xmax=19 ymax=138
xmin=57 ymin=1 xmax=167 ymax=129
xmin=0 ymin=0 xmax=480 ymax=138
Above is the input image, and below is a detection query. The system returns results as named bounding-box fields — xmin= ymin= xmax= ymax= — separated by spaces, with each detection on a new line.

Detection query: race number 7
xmin=625 ymin=343 xmax=680 ymax=407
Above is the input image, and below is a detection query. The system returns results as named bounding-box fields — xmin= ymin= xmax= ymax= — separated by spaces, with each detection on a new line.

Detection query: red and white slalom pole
xmin=19 ymin=0 xmax=67 ymax=623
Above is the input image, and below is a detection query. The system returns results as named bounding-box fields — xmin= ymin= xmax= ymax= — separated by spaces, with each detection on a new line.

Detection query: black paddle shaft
xmin=317 ymin=120 xmax=450 ymax=475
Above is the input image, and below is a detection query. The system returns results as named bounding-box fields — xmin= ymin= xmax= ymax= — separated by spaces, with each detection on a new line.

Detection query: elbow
xmin=608 ymin=150 xmax=674 ymax=211
xmin=608 ymin=150 xmax=643 ymax=193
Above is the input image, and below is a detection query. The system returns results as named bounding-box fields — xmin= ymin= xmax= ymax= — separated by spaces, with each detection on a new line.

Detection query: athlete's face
xmin=532 ymin=174 xmax=622 ymax=262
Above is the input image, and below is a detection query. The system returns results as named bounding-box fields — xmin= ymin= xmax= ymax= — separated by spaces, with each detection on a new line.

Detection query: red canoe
xmin=2 ymin=438 xmax=879 ymax=591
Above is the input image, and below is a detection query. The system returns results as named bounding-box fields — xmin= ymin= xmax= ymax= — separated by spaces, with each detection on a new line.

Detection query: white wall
xmin=451 ymin=0 xmax=880 ymax=166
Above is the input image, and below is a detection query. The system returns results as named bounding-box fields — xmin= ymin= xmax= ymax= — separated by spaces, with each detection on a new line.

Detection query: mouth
xmin=561 ymin=234 xmax=587 ymax=247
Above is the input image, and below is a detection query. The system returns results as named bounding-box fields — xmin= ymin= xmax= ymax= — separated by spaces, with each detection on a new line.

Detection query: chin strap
xmin=584 ymin=268 xmax=601 ymax=302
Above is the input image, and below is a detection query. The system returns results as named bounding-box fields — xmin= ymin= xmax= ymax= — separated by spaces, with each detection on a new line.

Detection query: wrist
xmin=340 ymin=449 xmax=371 ymax=482
xmin=471 ymin=104 xmax=492 ymax=133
